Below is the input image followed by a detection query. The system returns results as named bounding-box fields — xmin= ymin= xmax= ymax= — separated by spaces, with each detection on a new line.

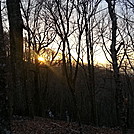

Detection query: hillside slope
xmin=11 ymin=117 xmax=134 ymax=134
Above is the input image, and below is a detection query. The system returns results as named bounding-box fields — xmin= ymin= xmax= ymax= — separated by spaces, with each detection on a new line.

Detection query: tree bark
xmin=6 ymin=0 xmax=26 ymax=115
xmin=106 ymin=0 xmax=127 ymax=133
xmin=0 ymin=1 xmax=11 ymax=133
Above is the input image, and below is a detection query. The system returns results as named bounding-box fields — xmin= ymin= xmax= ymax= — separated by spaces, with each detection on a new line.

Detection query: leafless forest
xmin=0 ymin=0 xmax=134 ymax=134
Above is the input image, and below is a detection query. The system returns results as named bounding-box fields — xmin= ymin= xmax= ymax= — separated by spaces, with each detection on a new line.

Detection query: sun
xmin=38 ymin=56 xmax=45 ymax=62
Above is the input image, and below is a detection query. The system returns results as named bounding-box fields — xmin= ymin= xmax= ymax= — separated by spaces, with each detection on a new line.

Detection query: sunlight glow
xmin=38 ymin=56 xmax=45 ymax=62
xmin=94 ymin=54 xmax=109 ymax=65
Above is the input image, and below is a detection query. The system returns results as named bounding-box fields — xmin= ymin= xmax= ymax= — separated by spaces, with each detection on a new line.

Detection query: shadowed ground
xmin=11 ymin=117 xmax=134 ymax=134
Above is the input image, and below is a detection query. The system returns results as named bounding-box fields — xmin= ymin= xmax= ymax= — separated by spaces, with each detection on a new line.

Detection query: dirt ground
xmin=11 ymin=117 xmax=134 ymax=134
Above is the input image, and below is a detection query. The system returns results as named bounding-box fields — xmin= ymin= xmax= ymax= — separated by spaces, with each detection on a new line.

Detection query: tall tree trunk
xmin=85 ymin=14 xmax=96 ymax=125
xmin=106 ymin=0 xmax=127 ymax=133
xmin=34 ymin=58 xmax=41 ymax=116
xmin=0 ymin=1 xmax=11 ymax=133
xmin=6 ymin=0 xmax=26 ymax=115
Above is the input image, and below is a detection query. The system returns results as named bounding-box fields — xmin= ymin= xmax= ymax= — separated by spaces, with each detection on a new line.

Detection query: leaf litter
xmin=11 ymin=117 xmax=134 ymax=134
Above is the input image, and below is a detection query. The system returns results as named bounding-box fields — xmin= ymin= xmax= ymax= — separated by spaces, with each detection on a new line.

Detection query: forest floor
xmin=11 ymin=116 xmax=134 ymax=134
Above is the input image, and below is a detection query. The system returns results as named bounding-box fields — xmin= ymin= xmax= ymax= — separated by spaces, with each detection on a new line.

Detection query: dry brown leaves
xmin=11 ymin=117 xmax=133 ymax=134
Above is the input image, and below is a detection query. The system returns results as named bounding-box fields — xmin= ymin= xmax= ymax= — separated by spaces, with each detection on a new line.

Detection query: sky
xmin=3 ymin=0 xmax=133 ymax=67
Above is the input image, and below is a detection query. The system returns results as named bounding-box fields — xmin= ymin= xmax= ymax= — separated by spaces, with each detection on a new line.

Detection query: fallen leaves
xmin=11 ymin=117 xmax=133 ymax=134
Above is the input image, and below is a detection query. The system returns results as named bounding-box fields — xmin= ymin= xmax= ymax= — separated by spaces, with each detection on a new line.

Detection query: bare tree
xmin=43 ymin=0 xmax=85 ymax=129
xmin=105 ymin=0 xmax=127 ymax=133
xmin=0 ymin=1 xmax=11 ymax=133
xmin=82 ymin=0 xmax=101 ymax=125
xmin=6 ymin=0 xmax=26 ymax=115
xmin=20 ymin=0 xmax=57 ymax=116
